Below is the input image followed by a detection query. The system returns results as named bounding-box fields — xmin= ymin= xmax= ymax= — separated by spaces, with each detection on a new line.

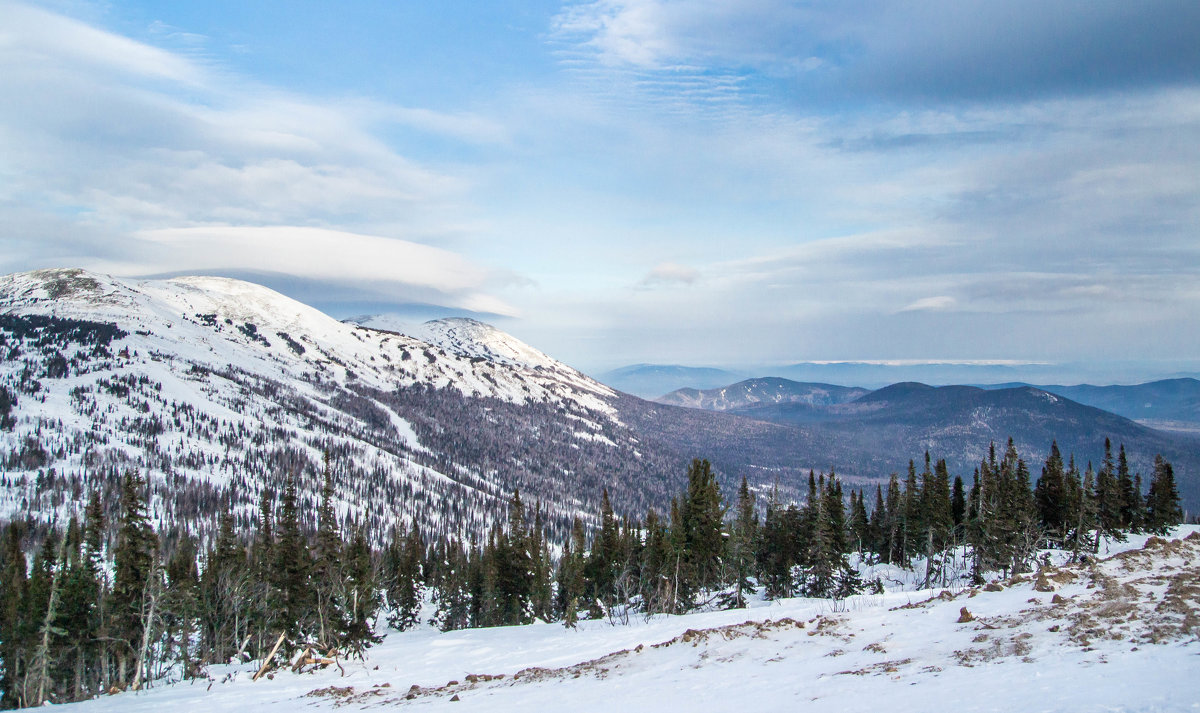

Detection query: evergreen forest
xmin=0 ymin=438 xmax=1183 ymax=709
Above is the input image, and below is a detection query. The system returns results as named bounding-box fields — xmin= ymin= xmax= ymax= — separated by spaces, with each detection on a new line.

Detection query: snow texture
xmin=50 ymin=526 xmax=1200 ymax=713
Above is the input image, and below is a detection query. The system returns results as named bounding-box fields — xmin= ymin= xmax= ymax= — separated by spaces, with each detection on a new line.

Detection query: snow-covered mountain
xmin=0 ymin=269 xmax=680 ymax=544
xmin=656 ymin=377 xmax=870 ymax=411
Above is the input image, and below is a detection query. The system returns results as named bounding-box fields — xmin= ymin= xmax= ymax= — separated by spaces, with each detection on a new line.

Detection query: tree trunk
xmin=30 ymin=534 xmax=70 ymax=706
xmin=131 ymin=565 xmax=161 ymax=691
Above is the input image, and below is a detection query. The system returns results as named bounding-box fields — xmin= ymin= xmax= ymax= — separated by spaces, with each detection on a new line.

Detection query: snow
xmin=0 ymin=269 xmax=616 ymax=412
xmin=0 ymin=268 xmax=626 ymax=533
xmin=51 ymin=526 xmax=1200 ymax=713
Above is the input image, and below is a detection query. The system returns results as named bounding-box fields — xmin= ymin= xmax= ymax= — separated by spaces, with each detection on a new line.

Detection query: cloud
xmin=91 ymin=226 xmax=517 ymax=316
xmin=638 ymin=261 xmax=699 ymax=288
xmin=899 ymin=295 xmax=956 ymax=313
xmin=551 ymin=0 xmax=1200 ymax=105
xmin=2 ymin=2 xmax=204 ymax=84
xmin=0 ymin=1 xmax=516 ymax=314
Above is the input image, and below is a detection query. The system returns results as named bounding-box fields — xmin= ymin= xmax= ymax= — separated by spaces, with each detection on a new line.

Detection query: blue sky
xmin=2 ymin=0 xmax=1199 ymax=377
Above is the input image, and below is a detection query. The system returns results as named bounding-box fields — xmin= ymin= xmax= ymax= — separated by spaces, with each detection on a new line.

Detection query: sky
xmin=2 ymin=0 xmax=1199 ymax=377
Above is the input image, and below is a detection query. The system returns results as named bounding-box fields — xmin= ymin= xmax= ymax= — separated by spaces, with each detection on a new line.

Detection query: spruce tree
xmin=0 ymin=522 xmax=30 ymax=707
xmin=272 ymin=472 xmax=311 ymax=649
xmin=1095 ymin=439 xmax=1124 ymax=542
xmin=110 ymin=470 xmax=156 ymax=687
xmin=1036 ymin=442 xmax=1070 ymax=544
xmin=729 ymin=477 xmax=758 ymax=608
xmin=312 ymin=456 xmax=348 ymax=648
xmin=1116 ymin=445 xmax=1140 ymax=531
xmin=1145 ymin=455 xmax=1183 ymax=533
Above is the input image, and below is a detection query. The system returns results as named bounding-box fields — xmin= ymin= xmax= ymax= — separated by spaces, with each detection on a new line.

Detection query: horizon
xmin=2 ymin=1 xmax=1198 ymax=373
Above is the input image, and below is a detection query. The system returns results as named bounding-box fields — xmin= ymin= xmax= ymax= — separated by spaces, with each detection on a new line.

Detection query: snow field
xmin=55 ymin=526 xmax=1200 ymax=713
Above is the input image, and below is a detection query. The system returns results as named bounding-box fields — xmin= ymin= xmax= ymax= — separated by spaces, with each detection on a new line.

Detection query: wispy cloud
xmin=638 ymin=261 xmax=699 ymax=288
xmin=899 ymin=296 xmax=956 ymax=313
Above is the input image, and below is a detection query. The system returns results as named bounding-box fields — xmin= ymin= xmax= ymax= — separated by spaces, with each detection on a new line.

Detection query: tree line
xmin=0 ymin=439 xmax=1183 ymax=708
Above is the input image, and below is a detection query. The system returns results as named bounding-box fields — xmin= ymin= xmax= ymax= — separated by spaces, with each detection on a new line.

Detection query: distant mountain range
xmin=650 ymin=377 xmax=1200 ymax=510
xmin=979 ymin=379 xmax=1200 ymax=431
xmin=604 ymin=361 xmax=1200 ymax=400
xmin=657 ymin=378 xmax=869 ymax=411
xmin=596 ymin=364 xmax=745 ymax=399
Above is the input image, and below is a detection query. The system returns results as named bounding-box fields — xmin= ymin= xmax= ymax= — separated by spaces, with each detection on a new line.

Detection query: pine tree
xmin=1116 ymin=445 xmax=1140 ymax=531
xmin=0 ymin=522 xmax=30 ymax=707
xmin=756 ymin=486 xmax=795 ymax=600
xmin=951 ymin=475 xmax=966 ymax=537
xmin=555 ymin=517 xmax=588 ymax=619
xmin=729 ymin=477 xmax=758 ymax=607
xmin=674 ymin=459 xmax=725 ymax=606
xmin=586 ymin=489 xmax=620 ymax=609
xmin=1095 ymin=439 xmax=1124 ymax=542
xmin=312 ymin=455 xmax=348 ymax=648
xmin=867 ymin=485 xmax=886 ymax=563
xmin=200 ymin=508 xmax=245 ymax=666
xmin=1035 ymin=442 xmax=1070 ymax=544
xmin=385 ymin=522 xmax=423 ymax=631
xmin=1071 ymin=463 xmax=1099 ymax=557
xmin=902 ymin=461 xmax=921 ymax=560
xmin=110 ymin=470 xmax=156 ymax=687
xmin=1145 ymin=455 xmax=1183 ymax=533
xmin=272 ymin=472 xmax=311 ymax=648
xmin=342 ymin=525 xmax=379 ymax=654
xmin=162 ymin=535 xmax=200 ymax=678
xmin=884 ymin=472 xmax=904 ymax=565
xmin=848 ymin=489 xmax=870 ymax=555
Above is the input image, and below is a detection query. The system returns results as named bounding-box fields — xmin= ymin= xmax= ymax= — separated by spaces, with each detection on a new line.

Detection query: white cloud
xmin=899 ymin=295 xmax=956 ymax=313
xmin=1 ymin=1 xmax=204 ymax=84
xmin=638 ymin=261 xmax=699 ymax=288
xmin=0 ymin=1 xmax=516 ymax=313
xmin=93 ymin=226 xmax=517 ymax=316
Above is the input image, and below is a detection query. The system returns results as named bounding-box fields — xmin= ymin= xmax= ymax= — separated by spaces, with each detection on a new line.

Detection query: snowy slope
xmin=0 ymin=269 xmax=655 ymax=543
xmin=0 ymin=269 xmax=614 ymax=410
xmin=51 ymin=526 xmax=1200 ymax=713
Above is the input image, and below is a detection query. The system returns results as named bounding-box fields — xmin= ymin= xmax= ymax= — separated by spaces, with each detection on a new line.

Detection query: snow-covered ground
xmin=55 ymin=526 xmax=1200 ymax=713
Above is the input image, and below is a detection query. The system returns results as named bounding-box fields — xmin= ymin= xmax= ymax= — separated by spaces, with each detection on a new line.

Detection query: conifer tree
xmin=756 ymin=487 xmax=795 ymax=600
xmin=163 ymin=535 xmax=200 ymax=678
xmin=848 ymin=489 xmax=870 ymax=555
xmin=884 ymin=472 xmax=904 ymax=565
xmin=1095 ymin=439 xmax=1124 ymax=542
xmin=867 ymin=485 xmax=886 ymax=562
xmin=313 ymin=455 xmax=348 ymax=647
xmin=1116 ymin=445 xmax=1141 ymax=531
xmin=639 ymin=509 xmax=672 ymax=613
xmin=343 ymin=525 xmax=379 ymax=654
xmin=729 ymin=477 xmax=758 ymax=607
xmin=200 ymin=508 xmax=245 ymax=665
xmin=951 ymin=475 xmax=966 ymax=536
xmin=1036 ymin=442 xmax=1070 ymax=544
xmin=0 ymin=522 xmax=30 ymax=707
xmin=1072 ymin=463 xmax=1098 ymax=556
xmin=272 ymin=472 xmax=311 ymax=648
xmin=385 ymin=522 xmax=423 ymax=631
xmin=110 ymin=470 xmax=156 ymax=686
xmin=675 ymin=459 xmax=725 ymax=605
xmin=1145 ymin=455 xmax=1183 ymax=533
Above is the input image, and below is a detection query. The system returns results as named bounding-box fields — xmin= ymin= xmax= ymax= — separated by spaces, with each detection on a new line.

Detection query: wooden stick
xmin=253 ymin=633 xmax=286 ymax=681
xmin=234 ymin=634 xmax=253 ymax=661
